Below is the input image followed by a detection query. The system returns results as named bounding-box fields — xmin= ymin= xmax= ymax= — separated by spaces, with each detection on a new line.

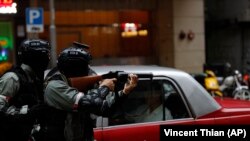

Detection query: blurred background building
xmin=205 ymin=0 xmax=250 ymax=74
xmin=0 ymin=0 xmax=208 ymax=73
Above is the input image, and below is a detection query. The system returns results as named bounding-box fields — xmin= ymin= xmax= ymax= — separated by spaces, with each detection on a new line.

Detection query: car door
xmin=94 ymin=77 xmax=196 ymax=141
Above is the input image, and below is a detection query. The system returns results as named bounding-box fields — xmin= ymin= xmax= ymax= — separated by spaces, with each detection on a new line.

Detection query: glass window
xmin=106 ymin=78 xmax=190 ymax=126
xmin=162 ymin=81 xmax=190 ymax=119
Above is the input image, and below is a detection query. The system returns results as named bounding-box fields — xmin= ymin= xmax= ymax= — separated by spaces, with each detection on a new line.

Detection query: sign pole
xmin=49 ymin=0 xmax=57 ymax=68
xmin=28 ymin=0 xmax=38 ymax=39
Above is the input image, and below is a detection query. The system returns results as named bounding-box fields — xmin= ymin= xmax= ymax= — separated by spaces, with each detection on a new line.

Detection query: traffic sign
xmin=25 ymin=7 xmax=44 ymax=33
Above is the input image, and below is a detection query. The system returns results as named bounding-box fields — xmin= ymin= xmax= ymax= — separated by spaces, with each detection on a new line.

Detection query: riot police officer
xmin=43 ymin=42 xmax=138 ymax=141
xmin=0 ymin=39 xmax=51 ymax=141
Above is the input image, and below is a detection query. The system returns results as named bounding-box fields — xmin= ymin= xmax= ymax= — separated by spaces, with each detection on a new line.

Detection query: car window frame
xmin=94 ymin=75 xmax=194 ymax=129
xmin=154 ymin=76 xmax=194 ymax=120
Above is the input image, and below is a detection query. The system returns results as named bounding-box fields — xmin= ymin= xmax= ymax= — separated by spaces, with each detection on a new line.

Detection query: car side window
xmin=163 ymin=82 xmax=190 ymax=119
xmin=106 ymin=78 xmax=190 ymax=126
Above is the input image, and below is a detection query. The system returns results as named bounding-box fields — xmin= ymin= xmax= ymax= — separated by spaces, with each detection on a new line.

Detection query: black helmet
xmin=18 ymin=39 xmax=51 ymax=71
xmin=57 ymin=42 xmax=92 ymax=78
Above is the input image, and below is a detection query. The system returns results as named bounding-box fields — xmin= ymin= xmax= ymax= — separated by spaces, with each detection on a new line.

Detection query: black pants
xmin=0 ymin=123 xmax=32 ymax=141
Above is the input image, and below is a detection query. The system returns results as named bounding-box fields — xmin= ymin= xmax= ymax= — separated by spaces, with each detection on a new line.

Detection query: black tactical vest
xmin=0 ymin=66 xmax=44 ymax=141
xmin=8 ymin=66 xmax=42 ymax=108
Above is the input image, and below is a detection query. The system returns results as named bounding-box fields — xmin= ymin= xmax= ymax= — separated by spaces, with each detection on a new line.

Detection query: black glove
xmin=0 ymin=109 xmax=34 ymax=124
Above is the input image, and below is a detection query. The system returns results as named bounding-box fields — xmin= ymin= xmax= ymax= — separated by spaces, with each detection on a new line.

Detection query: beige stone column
xmin=173 ymin=0 xmax=205 ymax=73
xmin=154 ymin=0 xmax=205 ymax=73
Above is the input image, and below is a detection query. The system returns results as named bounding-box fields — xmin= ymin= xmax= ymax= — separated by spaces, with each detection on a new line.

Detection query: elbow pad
xmin=77 ymin=86 xmax=110 ymax=112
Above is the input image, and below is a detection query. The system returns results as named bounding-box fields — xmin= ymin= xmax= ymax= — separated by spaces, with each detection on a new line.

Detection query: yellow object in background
xmin=204 ymin=70 xmax=223 ymax=97
xmin=205 ymin=77 xmax=220 ymax=90
xmin=0 ymin=62 xmax=12 ymax=76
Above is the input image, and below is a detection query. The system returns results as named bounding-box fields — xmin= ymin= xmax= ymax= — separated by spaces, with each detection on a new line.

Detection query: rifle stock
xmin=69 ymin=75 xmax=103 ymax=92
xmin=69 ymin=71 xmax=121 ymax=92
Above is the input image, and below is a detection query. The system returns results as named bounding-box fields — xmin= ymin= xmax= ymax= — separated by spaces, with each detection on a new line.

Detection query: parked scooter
xmin=242 ymin=61 xmax=250 ymax=90
xmin=204 ymin=70 xmax=223 ymax=97
xmin=220 ymin=70 xmax=250 ymax=100
xmin=192 ymin=70 xmax=223 ymax=97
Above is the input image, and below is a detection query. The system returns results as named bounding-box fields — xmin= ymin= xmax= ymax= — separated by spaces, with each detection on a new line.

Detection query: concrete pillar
xmin=154 ymin=0 xmax=205 ymax=73
xmin=153 ymin=0 xmax=174 ymax=67
xmin=173 ymin=0 xmax=205 ymax=73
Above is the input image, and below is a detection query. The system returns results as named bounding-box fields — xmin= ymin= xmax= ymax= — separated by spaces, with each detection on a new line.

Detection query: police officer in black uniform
xmin=43 ymin=42 xmax=138 ymax=141
xmin=0 ymin=39 xmax=51 ymax=141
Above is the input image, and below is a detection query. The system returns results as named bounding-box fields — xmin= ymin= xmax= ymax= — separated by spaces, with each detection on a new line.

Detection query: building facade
xmin=205 ymin=0 xmax=250 ymax=73
xmin=0 ymin=0 xmax=205 ymax=73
